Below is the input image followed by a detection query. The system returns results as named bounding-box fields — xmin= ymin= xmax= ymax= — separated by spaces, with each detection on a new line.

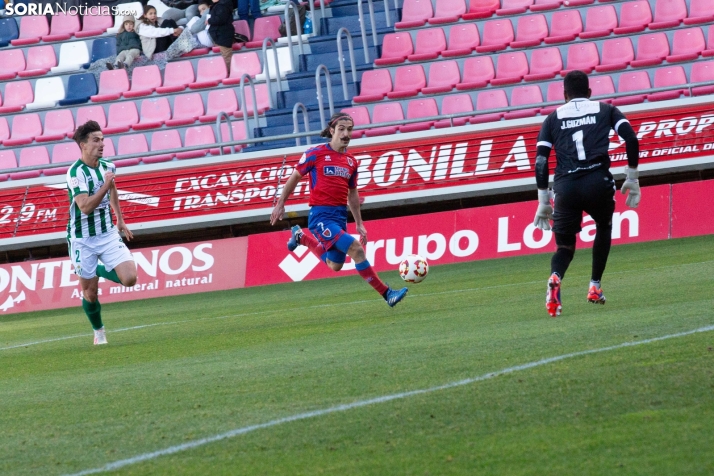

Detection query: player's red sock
xmin=355 ymin=260 xmax=389 ymax=295
xmin=299 ymin=231 xmax=324 ymax=255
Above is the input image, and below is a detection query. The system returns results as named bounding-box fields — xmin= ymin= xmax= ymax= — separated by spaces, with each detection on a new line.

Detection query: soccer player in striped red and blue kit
xmin=270 ymin=113 xmax=408 ymax=307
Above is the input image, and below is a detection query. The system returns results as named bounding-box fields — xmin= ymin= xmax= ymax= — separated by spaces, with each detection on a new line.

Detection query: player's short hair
xmin=320 ymin=112 xmax=354 ymax=138
xmin=563 ymin=71 xmax=590 ymax=99
xmin=73 ymin=120 xmax=102 ymax=145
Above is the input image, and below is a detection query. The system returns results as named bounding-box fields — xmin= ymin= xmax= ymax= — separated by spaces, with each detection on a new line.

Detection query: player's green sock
xmin=82 ymin=298 xmax=103 ymax=330
xmin=97 ymin=265 xmax=122 ymax=284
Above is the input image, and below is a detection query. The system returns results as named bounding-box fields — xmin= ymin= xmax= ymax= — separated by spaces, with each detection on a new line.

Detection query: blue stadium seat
xmin=59 ymin=73 xmax=98 ymax=106
xmin=85 ymin=37 xmax=116 ymax=66
xmin=0 ymin=18 xmax=20 ymax=47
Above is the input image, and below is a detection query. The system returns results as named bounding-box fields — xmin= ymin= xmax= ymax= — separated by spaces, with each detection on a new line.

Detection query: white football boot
xmin=94 ymin=327 xmax=108 ymax=345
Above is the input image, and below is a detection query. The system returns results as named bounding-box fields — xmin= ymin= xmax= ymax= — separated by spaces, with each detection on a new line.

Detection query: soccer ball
xmin=399 ymin=254 xmax=429 ymax=283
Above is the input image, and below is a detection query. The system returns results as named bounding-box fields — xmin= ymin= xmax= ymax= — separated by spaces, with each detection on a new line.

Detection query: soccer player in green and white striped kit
xmin=67 ymin=121 xmax=138 ymax=345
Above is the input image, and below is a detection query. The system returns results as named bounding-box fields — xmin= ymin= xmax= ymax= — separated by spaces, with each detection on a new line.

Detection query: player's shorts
xmin=308 ymin=205 xmax=356 ymax=264
xmin=68 ymin=229 xmax=133 ymax=280
xmin=553 ymin=170 xmax=616 ymax=235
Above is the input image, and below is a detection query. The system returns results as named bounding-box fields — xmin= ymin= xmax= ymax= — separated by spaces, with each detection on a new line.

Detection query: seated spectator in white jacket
xmin=136 ymin=4 xmax=184 ymax=59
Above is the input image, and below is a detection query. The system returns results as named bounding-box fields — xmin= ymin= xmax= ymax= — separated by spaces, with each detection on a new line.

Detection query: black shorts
xmin=552 ymin=170 xmax=616 ymax=235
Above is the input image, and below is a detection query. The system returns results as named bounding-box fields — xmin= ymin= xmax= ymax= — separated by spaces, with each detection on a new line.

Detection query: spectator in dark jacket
xmin=207 ymin=0 xmax=235 ymax=72
xmin=108 ymin=16 xmax=142 ymax=70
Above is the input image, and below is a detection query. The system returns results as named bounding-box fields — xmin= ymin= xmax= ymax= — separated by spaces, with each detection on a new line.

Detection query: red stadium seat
xmin=562 ymin=42 xmax=600 ymax=74
xmin=0 ymin=150 xmax=17 ymax=181
xmin=526 ymin=47 xmax=562 ymax=81
xmin=471 ymin=89 xmax=508 ymax=124
xmin=690 ymin=60 xmax=714 ymax=95
xmin=476 ymin=19 xmax=514 ymax=53
xmin=492 ymin=52 xmax=529 ymax=86
xmin=103 ymin=137 xmax=116 ymax=158
xmin=341 ymin=106 xmax=371 ymax=138
xmin=91 ymin=70 xmax=130 ymax=102
xmin=546 ymin=10 xmax=582 ymax=44
xmin=429 ymin=0 xmax=466 ymax=24
xmin=11 ymin=16 xmax=49 ymax=46
xmin=408 ymin=28 xmax=447 ymax=62
xmin=43 ymin=12 xmax=80 ymax=42
xmin=396 ymin=0 xmax=433 ymax=28
xmin=436 ymin=94 xmax=473 ymax=127
xmin=596 ymin=38 xmax=635 ymax=72
xmin=0 ymin=81 xmax=34 ymax=113
xmin=631 ymin=33 xmax=669 ymax=67
xmin=223 ymin=52 xmax=263 ymax=85
xmin=239 ymin=83 xmax=270 ymax=116
xmin=146 ymin=130 xmax=180 ymax=164
xmin=506 ymin=85 xmax=543 ymax=119
xmin=19 ymin=46 xmax=57 ymax=77
xmin=116 ymin=134 xmax=148 ymax=167
xmin=76 ymin=12 xmax=113 ymax=38
xmin=246 ymin=16 xmax=281 ymax=48
xmin=233 ymin=20 xmax=251 ymax=43
xmin=705 ymin=25 xmax=714 ymax=57
xmin=166 ymin=93 xmax=204 ymax=127
xmin=650 ymin=0 xmax=687 ymax=29
xmin=0 ymin=118 xmax=9 ymax=144
xmin=200 ymin=89 xmax=239 ymax=122
xmin=218 ymin=120 xmax=247 ymax=153
xmin=354 ymin=70 xmax=392 ymax=103
xmin=47 ymin=142 xmax=82 ymax=176
xmin=667 ymin=27 xmax=706 ymax=62
xmin=401 ymin=98 xmax=438 ymax=133
xmin=76 ymin=105 xmax=107 ymax=128
xmin=649 ymin=65 xmax=688 ymax=101
xmin=462 ymin=0 xmax=499 ymax=20
xmin=615 ymin=1 xmax=652 ymax=34
xmin=511 ymin=14 xmax=548 ymax=48
xmin=4 ymin=113 xmax=42 ymax=146
xmin=190 ymin=57 xmax=227 ymax=89
xmin=12 ymin=146 xmax=48 ymax=180
xmin=422 ymin=60 xmax=460 ymax=94
xmin=387 ymin=65 xmax=426 ymax=99
xmin=36 ymin=109 xmax=74 ymax=142
xmin=684 ymin=0 xmax=714 ymax=25
xmin=375 ymin=33 xmax=413 ymax=65
xmin=589 ymin=75 xmax=615 ymax=101
xmin=457 ymin=56 xmax=495 ymax=90
xmin=580 ymin=5 xmax=618 ymax=39
xmin=134 ymin=97 xmax=172 ymax=130
xmin=0 ymin=49 xmax=26 ymax=80
xmin=542 ymin=81 xmax=565 ymax=115
xmin=124 ymin=65 xmax=162 ymax=98
xmin=157 ymin=61 xmax=195 ymax=94
xmin=179 ymin=125 xmax=215 ymax=159
xmin=105 ymin=102 xmax=139 ymax=134
xmin=531 ymin=0 xmax=561 ymax=12
xmin=497 ymin=0 xmax=532 ymax=16
xmin=442 ymin=23 xmax=479 ymax=57
xmin=612 ymin=71 xmax=650 ymax=106
xmin=365 ymin=103 xmax=404 ymax=137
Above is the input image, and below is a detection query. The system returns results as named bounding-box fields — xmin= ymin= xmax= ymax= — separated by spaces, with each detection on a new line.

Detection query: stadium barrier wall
xmin=2 ymin=179 xmax=712 ymax=315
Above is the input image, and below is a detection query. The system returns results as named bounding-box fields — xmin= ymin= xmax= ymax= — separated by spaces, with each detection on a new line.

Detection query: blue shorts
xmin=308 ymin=206 xmax=356 ymax=264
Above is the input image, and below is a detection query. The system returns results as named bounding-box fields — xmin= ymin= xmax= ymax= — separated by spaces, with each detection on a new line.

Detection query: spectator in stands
xmin=186 ymin=0 xmax=215 ymax=47
xmin=207 ymin=0 xmax=236 ymax=72
xmin=237 ymin=0 xmax=262 ymax=22
xmin=136 ymin=4 xmax=183 ymax=59
xmin=162 ymin=0 xmax=201 ymax=27
xmin=107 ymin=16 xmax=142 ymax=70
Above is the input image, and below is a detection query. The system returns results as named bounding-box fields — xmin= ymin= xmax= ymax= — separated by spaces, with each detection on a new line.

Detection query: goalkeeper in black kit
xmin=533 ymin=71 xmax=642 ymax=317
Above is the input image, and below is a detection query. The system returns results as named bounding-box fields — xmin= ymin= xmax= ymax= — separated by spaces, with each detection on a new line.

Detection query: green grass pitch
xmin=2 ymin=236 xmax=713 ymax=475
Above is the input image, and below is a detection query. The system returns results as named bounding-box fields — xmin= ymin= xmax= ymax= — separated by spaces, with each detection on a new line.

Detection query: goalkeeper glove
xmin=620 ymin=167 xmax=641 ymax=208
xmin=534 ymin=189 xmax=553 ymax=231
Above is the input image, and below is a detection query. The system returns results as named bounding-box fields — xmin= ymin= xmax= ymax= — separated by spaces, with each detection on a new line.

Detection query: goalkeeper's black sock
xmin=591 ymin=224 xmax=612 ymax=282
xmin=551 ymin=247 xmax=574 ymax=280
xmin=97 ymin=265 xmax=122 ymax=284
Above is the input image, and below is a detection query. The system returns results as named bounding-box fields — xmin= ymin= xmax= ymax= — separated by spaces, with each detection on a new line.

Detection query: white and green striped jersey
xmin=66 ymin=159 xmax=116 ymax=239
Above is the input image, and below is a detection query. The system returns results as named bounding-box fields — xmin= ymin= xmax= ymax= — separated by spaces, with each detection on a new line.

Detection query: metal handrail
xmin=292 ymin=102 xmax=312 ymax=147
xmin=356 ymin=0 xmax=378 ymax=60
xmin=215 ymin=111 xmax=234 ymax=156
xmin=336 ymin=27 xmax=358 ymax=100
xmin=284 ymin=2 xmax=305 ymax=72
xmin=316 ymin=64 xmax=335 ymax=131
xmin=261 ymin=37 xmax=282 ymax=109
xmin=238 ymin=73 xmax=261 ymax=140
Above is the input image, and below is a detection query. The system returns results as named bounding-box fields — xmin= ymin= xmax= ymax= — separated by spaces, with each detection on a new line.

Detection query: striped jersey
xmin=66 ymin=159 xmax=116 ymax=239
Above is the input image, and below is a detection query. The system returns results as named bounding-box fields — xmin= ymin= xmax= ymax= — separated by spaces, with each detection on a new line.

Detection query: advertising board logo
xmin=279 ymin=246 xmax=320 ymax=282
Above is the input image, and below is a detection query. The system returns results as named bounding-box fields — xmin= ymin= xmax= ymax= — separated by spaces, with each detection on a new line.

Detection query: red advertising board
xmin=671 ymin=179 xmax=714 ymax=238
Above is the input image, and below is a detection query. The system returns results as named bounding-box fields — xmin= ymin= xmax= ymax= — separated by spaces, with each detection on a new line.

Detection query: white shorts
xmin=68 ymin=230 xmax=133 ymax=280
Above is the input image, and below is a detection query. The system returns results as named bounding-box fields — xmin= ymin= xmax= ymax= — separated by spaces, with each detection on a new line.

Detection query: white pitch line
xmin=66 ymin=323 xmax=714 ymax=476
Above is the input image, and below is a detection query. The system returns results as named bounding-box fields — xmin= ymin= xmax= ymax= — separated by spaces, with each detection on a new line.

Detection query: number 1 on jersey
xmin=572 ymin=130 xmax=586 ymax=161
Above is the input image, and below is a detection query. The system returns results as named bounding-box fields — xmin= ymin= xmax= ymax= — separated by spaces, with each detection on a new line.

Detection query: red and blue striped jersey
xmin=296 ymin=144 xmax=359 ymax=207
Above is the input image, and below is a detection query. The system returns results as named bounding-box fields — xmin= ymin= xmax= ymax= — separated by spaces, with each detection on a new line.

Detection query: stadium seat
xmin=497 ymin=0 xmax=532 ymax=16
xmin=134 ymin=97 xmax=172 ymax=130
xmin=0 ymin=81 xmax=33 ymax=113
xmin=401 ymin=98 xmax=438 ymax=133
xmin=43 ymin=12 xmax=80 ymax=42
xmin=462 ymin=0 xmax=499 ymax=19
xmin=492 ymin=52 xmax=529 ymax=86
xmin=88 ymin=37 xmax=117 ymax=64
xmin=649 ymin=0 xmax=687 ymax=29
xmin=218 ymin=120 xmax=247 ymax=153
xmin=12 ymin=146 xmax=48 ymax=180
xmin=233 ymin=20 xmax=251 ymax=43
xmin=631 ymin=33 xmax=669 ymax=67
xmin=705 ymin=25 xmax=714 ymax=57
xmin=685 ymin=0 xmax=714 ymax=25
xmin=341 ymin=107 xmax=370 ymax=138
xmin=179 ymin=125 xmax=215 ymax=158
xmin=354 ymin=69 xmax=393 ymax=103
xmin=562 ymin=42 xmax=600 ymax=74
xmin=116 ymin=134 xmax=147 ymax=167
xmin=36 ymin=109 xmax=74 ymax=142
xmin=124 ymin=65 xmax=162 ymax=98
xmin=59 ymin=73 xmax=97 ymax=106
xmin=442 ymin=23 xmax=480 ymax=57
xmin=246 ymin=16 xmax=281 ymax=48
xmin=365 ymin=103 xmax=404 ymax=137
xmin=614 ymin=1 xmax=651 ymax=34
xmin=589 ymin=75 xmax=615 ymax=101
xmin=457 ymin=56 xmax=495 ymax=90
xmin=76 ymin=105 xmax=107 ymax=128
xmin=666 ymin=27 xmax=706 ymax=62
xmin=103 ymin=136 xmax=116 ymax=157
xmin=531 ymin=0 xmax=562 ymax=12
xmin=157 ymin=61 xmax=194 ymax=93
xmin=27 ymin=76 xmax=65 ymax=110
xmin=105 ymin=102 xmax=139 ymax=134
xmin=75 ymin=11 xmax=114 ymax=38
xmin=525 ymin=47 xmax=562 ymax=81
xmin=0 ymin=150 xmax=17 ymax=181
xmin=239 ymin=83 xmax=270 ymax=116
xmin=649 ymin=65 xmax=688 ymax=101
xmin=165 ymin=93 xmax=204 ymax=126
xmin=476 ymin=19 xmax=514 ymax=53
xmin=224 ymin=52 xmax=263 ymax=85
xmin=545 ymin=10 xmax=582 ymax=44
xmin=580 ymin=5 xmax=617 ymax=39
xmin=690 ymin=60 xmax=714 ymax=95
xmin=396 ymin=0 xmax=433 ymax=28
xmin=92 ymin=70 xmax=130 ymax=102
xmin=11 ymin=16 xmax=49 ymax=46
xmin=0 ymin=49 xmax=26 ymax=80
xmin=375 ymin=33 xmax=414 ymax=65
xmin=541 ymin=81 xmax=564 ymax=115
xmin=387 ymin=65 xmax=426 ymax=99
xmin=4 ymin=113 xmax=42 ymax=146
xmin=19 ymin=45 xmax=56 ymax=77
xmin=436 ymin=94 xmax=473 ymax=127
xmin=52 ymin=41 xmax=90 ymax=73
xmin=47 ymin=142 xmax=81 ymax=176
xmin=422 ymin=60 xmax=460 ymax=94
xmin=506 ymin=85 xmax=543 ymax=119
xmin=200 ymin=89 xmax=239 ymax=122
xmin=190 ymin=57 xmax=228 ymax=89
xmin=429 ymin=0 xmax=466 ymax=24
xmin=409 ymin=28 xmax=447 ymax=62
xmin=612 ymin=71 xmax=650 ymax=106
xmin=145 ymin=130 xmax=180 ymax=164
xmin=596 ymin=38 xmax=635 ymax=72
xmin=0 ymin=18 xmax=20 ymax=47
xmin=472 ymin=89 xmax=508 ymax=124
xmin=0 ymin=118 xmax=9 ymax=144
xmin=107 ymin=2 xmax=143 ymax=34
xmin=511 ymin=14 xmax=548 ymax=48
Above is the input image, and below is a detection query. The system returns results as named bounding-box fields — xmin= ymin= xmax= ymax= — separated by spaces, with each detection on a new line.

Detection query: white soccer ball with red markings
xmin=399 ymin=254 xmax=429 ymax=283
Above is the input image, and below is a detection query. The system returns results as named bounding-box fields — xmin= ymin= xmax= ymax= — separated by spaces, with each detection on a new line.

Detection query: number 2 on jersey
xmin=572 ymin=130 xmax=586 ymax=161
